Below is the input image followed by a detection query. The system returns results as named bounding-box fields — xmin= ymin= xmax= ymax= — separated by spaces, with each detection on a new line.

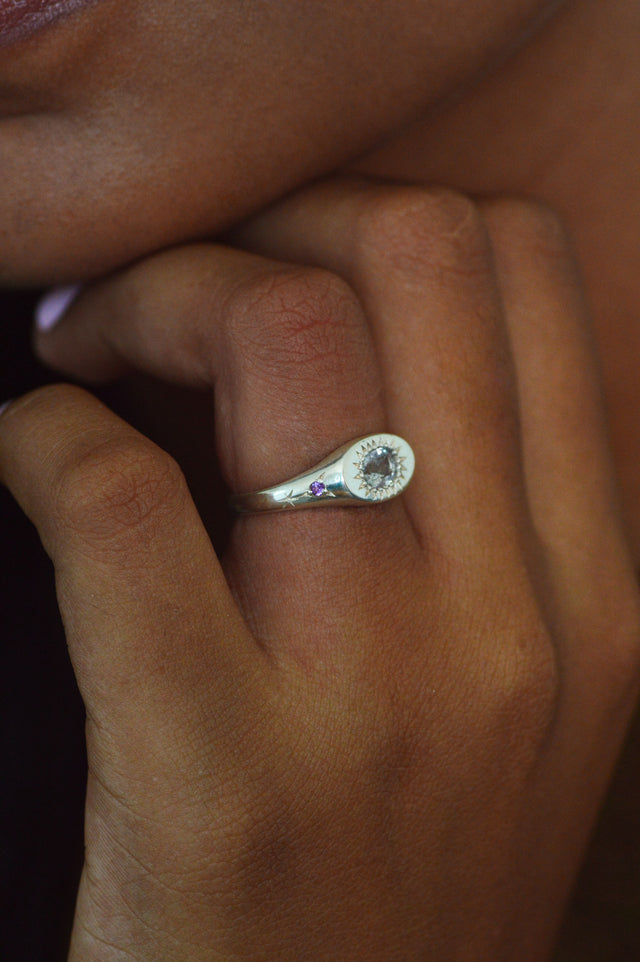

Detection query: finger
xmin=480 ymin=199 xmax=638 ymax=676
xmin=481 ymin=200 xmax=626 ymax=553
xmin=34 ymin=246 xmax=383 ymax=486
xmin=0 ymin=387 xmax=260 ymax=786
xmin=228 ymin=180 xmax=640 ymax=676
xmin=33 ymin=246 xmax=243 ymax=386
xmin=34 ymin=245 xmax=421 ymax=663
xmin=230 ymin=179 xmax=534 ymax=570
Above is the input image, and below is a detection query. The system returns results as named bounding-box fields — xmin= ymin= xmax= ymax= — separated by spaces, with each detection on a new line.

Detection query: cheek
xmin=0 ymin=0 xmax=560 ymax=286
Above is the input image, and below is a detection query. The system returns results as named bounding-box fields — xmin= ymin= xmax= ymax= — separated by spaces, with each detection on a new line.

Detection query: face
xmin=0 ymin=0 xmax=559 ymax=286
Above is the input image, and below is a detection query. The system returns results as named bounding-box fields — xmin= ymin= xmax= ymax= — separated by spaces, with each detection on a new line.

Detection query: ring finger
xmin=35 ymin=244 xmax=422 ymax=664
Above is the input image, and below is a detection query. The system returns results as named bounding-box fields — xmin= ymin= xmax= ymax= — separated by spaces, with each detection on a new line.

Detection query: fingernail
xmin=35 ymin=285 xmax=82 ymax=333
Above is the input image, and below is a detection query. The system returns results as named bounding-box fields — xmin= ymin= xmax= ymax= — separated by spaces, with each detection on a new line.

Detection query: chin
xmin=0 ymin=157 xmax=267 ymax=288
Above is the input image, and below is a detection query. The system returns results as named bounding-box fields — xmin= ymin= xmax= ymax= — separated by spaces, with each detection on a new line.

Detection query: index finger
xmin=0 ymin=387 xmax=262 ymax=774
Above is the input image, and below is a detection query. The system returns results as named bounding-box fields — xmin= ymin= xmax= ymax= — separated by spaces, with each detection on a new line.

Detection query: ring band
xmin=230 ymin=433 xmax=415 ymax=514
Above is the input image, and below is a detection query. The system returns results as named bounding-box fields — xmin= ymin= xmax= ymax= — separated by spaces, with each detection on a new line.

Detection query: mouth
xmin=0 ymin=0 xmax=99 ymax=48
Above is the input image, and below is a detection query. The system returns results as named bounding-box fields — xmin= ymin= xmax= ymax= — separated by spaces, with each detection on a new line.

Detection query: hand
xmin=353 ymin=0 xmax=640 ymax=556
xmin=3 ymin=180 xmax=639 ymax=960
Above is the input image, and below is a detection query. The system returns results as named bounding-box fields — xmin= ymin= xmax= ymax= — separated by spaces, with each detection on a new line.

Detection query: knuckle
xmin=227 ymin=266 xmax=372 ymax=392
xmin=482 ymin=195 xmax=573 ymax=263
xmin=489 ymin=625 xmax=561 ymax=743
xmin=355 ymin=186 xmax=492 ymax=282
xmin=438 ymin=568 xmax=562 ymax=740
xmin=54 ymin=436 xmax=188 ymax=555
xmin=453 ymin=593 xmax=561 ymax=750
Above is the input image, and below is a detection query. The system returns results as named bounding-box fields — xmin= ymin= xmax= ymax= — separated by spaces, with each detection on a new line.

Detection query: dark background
xmin=1 ymin=290 xmax=86 ymax=961
xmin=1 ymin=289 xmax=639 ymax=960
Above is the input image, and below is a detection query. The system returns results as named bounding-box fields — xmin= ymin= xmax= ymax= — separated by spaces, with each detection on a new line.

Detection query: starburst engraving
xmin=352 ymin=437 xmax=408 ymax=501
xmin=277 ymin=472 xmax=336 ymax=508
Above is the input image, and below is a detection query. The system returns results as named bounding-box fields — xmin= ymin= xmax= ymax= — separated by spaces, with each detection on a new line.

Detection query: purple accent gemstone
xmin=310 ymin=480 xmax=326 ymax=498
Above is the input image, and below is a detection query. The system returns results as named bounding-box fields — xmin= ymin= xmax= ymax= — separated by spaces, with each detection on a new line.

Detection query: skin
xmin=355 ymin=0 xmax=640 ymax=558
xmin=2 ymin=0 xmax=639 ymax=547
xmin=4 ymin=183 xmax=640 ymax=959
xmin=0 ymin=0 xmax=560 ymax=284
xmin=1 ymin=0 xmax=640 ymax=956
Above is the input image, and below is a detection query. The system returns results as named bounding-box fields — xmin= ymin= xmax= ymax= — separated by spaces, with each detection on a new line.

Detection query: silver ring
xmin=230 ymin=433 xmax=415 ymax=514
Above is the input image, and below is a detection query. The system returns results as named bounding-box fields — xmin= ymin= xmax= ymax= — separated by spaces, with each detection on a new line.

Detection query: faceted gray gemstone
xmin=361 ymin=446 xmax=398 ymax=489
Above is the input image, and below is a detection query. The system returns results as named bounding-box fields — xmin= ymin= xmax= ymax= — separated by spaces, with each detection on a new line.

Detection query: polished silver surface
xmin=230 ymin=433 xmax=415 ymax=514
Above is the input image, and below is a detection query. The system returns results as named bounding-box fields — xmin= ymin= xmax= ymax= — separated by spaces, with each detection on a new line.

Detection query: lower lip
xmin=0 ymin=0 xmax=98 ymax=48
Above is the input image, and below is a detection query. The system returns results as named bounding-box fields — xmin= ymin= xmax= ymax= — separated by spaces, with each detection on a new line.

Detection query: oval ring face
xmin=343 ymin=434 xmax=415 ymax=503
